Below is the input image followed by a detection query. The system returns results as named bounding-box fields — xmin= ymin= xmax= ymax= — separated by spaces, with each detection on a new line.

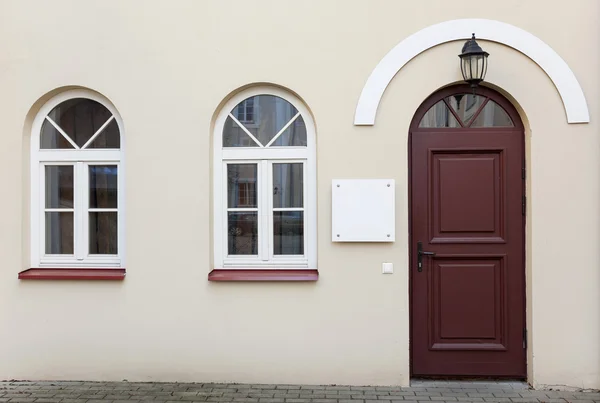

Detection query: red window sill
xmin=19 ymin=268 xmax=126 ymax=281
xmin=208 ymin=269 xmax=318 ymax=282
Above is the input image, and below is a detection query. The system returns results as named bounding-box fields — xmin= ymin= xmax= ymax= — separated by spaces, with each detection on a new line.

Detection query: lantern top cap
xmin=460 ymin=33 xmax=489 ymax=56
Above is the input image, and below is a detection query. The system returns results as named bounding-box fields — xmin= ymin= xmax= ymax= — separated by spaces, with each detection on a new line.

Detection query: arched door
xmin=410 ymin=85 xmax=525 ymax=377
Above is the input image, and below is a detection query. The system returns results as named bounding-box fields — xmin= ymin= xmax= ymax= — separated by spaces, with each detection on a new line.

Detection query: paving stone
xmin=0 ymin=382 xmax=598 ymax=403
xmin=490 ymin=394 xmax=520 ymax=399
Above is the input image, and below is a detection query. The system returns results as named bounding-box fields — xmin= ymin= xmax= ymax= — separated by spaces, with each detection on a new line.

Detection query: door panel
xmin=431 ymin=256 xmax=507 ymax=350
xmin=411 ymin=129 xmax=524 ymax=377
xmin=433 ymin=152 xmax=504 ymax=241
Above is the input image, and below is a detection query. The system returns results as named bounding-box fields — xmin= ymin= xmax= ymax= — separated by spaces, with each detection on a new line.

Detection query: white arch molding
xmin=354 ymin=18 xmax=589 ymax=125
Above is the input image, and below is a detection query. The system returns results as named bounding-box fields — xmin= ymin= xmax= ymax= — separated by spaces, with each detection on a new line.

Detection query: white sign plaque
xmin=332 ymin=179 xmax=395 ymax=242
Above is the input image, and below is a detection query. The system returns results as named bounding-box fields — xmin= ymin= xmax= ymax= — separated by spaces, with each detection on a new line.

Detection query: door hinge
xmin=522 ymin=161 xmax=526 ymax=180
xmin=523 ymin=328 xmax=527 ymax=349
xmin=522 ymin=195 xmax=526 ymax=216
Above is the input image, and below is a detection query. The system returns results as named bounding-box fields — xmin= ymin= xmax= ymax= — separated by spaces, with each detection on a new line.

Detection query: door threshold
xmin=411 ymin=378 xmax=529 ymax=389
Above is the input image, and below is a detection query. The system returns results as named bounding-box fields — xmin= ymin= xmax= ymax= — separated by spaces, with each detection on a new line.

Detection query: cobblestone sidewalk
xmin=1 ymin=381 xmax=599 ymax=403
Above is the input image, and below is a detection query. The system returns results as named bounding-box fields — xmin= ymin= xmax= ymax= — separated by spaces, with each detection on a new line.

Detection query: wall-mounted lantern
xmin=459 ymin=33 xmax=489 ymax=89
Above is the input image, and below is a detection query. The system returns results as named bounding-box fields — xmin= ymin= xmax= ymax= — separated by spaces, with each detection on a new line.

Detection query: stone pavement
xmin=1 ymin=380 xmax=600 ymax=403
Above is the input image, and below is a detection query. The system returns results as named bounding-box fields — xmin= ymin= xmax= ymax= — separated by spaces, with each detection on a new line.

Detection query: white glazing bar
xmin=261 ymin=160 xmax=269 ymax=261
xmin=45 ymin=116 xmax=79 ymax=149
xmin=228 ymin=113 xmax=263 ymax=147
xmin=76 ymin=162 xmax=85 ymax=260
xmin=265 ymin=112 xmax=300 ymax=147
xmin=37 ymin=150 xmax=121 ymax=161
xmin=222 ymin=148 xmax=307 ymax=161
xmin=226 ymin=207 xmax=259 ymax=212
xmin=81 ymin=116 xmax=115 ymax=149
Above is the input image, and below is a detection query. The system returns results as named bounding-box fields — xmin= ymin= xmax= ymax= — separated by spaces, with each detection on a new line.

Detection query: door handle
xmin=417 ymin=241 xmax=436 ymax=272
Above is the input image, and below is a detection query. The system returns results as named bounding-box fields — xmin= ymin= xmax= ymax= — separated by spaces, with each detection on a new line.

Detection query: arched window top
xmin=223 ymin=94 xmax=307 ymax=148
xmin=418 ymin=93 xmax=514 ymax=129
xmin=41 ymin=98 xmax=120 ymax=149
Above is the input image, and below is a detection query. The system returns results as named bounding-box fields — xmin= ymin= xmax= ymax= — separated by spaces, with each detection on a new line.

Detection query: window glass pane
xmin=45 ymin=166 xmax=74 ymax=208
xmin=271 ymin=115 xmax=307 ymax=146
xmin=89 ymin=212 xmax=118 ymax=254
xmin=445 ymin=94 xmax=486 ymax=125
xmin=228 ymin=212 xmax=258 ymax=255
xmin=229 ymin=95 xmax=300 ymax=147
xmin=40 ymin=119 xmax=74 ymax=149
xmin=223 ymin=115 xmax=259 ymax=147
xmin=87 ymin=119 xmax=121 ymax=148
xmin=273 ymin=211 xmax=304 ymax=255
xmin=227 ymin=164 xmax=257 ymax=208
xmin=46 ymin=98 xmax=114 ymax=148
xmin=45 ymin=212 xmax=73 ymax=254
xmin=418 ymin=101 xmax=460 ymax=128
xmin=470 ymin=100 xmax=514 ymax=127
xmin=89 ymin=165 xmax=118 ymax=208
xmin=273 ymin=163 xmax=303 ymax=208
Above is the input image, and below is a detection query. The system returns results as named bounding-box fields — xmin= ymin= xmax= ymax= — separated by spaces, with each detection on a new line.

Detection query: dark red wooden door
xmin=410 ymin=86 xmax=525 ymax=377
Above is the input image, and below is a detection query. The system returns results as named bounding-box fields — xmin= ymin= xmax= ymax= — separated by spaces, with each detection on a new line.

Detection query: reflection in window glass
xmin=445 ymin=94 xmax=485 ymax=125
xmin=89 ymin=212 xmax=118 ymax=254
xmin=45 ymin=98 xmax=113 ymax=148
xmin=227 ymin=164 xmax=258 ymax=208
xmin=87 ymin=119 xmax=120 ymax=148
xmin=419 ymin=101 xmax=460 ymax=128
xmin=271 ymin=116 xmax=307 ymax=146
xmin=45 ymin=212 xmax=74 ymax=254
xmin=223 ymin=116 xmax=259 ymax=147
xmin=228 ymin=212 xmax=258 ymax=255
xmin=273 ymin=163 xmax=303 ymax=208
xmin=41 ymin=98 xmax=120 ymax=149
xmin=89 ymin=165 xmax=118 ymax=208
xmin=470 ymin=100 xmax=514 ymax=127
xmin=40 ymin=119 xmax=74 ymax=149
xmin=45 ymin=166 xmax=74 ymax=208
xmin=273 ymin=211 xmax=304 ymax=255
xmin=224 ymin=95 xmax=306 ymax=147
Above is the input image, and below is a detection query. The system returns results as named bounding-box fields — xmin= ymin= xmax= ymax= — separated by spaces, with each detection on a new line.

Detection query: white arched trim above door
xmin=354 ymin=18 xmax=590 ymax=125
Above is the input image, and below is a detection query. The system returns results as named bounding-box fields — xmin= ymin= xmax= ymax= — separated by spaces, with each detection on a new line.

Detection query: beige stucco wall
xmin=0 ymin=0 xmax=598 ymax=388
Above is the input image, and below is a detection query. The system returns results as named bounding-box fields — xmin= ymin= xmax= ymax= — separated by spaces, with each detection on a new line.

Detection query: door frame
xmin=407 ymin=84 xmax=527 ymax=378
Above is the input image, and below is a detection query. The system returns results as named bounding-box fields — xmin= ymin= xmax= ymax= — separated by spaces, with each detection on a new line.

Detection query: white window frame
xmin=30 ymin=89 xmax=125 ymax=268
xmin=213 ymin=87 xmax=316 ymax=269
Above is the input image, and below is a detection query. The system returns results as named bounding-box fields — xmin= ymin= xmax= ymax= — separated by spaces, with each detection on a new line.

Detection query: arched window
xmin=30 ymin=90 xmax=124 ymax=268
xmin=213 ymin=87 xmax=316 ymax=268
xmin=418 ymin=93 xmax=514 ymax=128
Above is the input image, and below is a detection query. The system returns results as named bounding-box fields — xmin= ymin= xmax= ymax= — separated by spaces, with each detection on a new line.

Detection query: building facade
xmin=0 ymin=0 xmax=598 ymax=389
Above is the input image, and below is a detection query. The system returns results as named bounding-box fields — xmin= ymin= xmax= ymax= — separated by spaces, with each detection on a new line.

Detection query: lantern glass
xmin=461 ymin=54 xmax=488 ymax=83
xmin=459 ymin=34 xmax=489 ymax=86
